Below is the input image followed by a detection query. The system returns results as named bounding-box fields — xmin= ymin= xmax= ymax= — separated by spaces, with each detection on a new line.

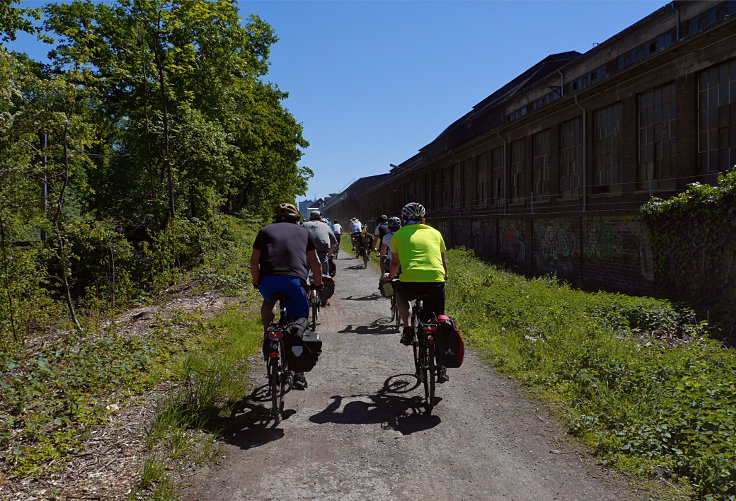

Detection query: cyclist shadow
xmin=339 ymin=318 xmax=396 ymax=335
xmin=342 ymin=292 xmax=382 ymax=301
xmin=204 ymin=384 xmax=292 ymax=449
xmin=345 ymin=264 xmax=369 ymax=270
xmin=309 ymin=375 xmax=441 ymax=435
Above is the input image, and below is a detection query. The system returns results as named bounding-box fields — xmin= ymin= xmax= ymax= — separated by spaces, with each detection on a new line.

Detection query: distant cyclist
xmin=379 ymin=216 xmax=401 ymax=274
xmin=372 ymin=215 xmax=390 ymax=253
xmin=332 ymin=219 xmax=343 ymax=257
xmin=389 ymin=202 xmax=449 ymax=382
xmin=303 ymin=210 xmax=337 ymax=275
xmin=250 ymin=202 xmax=323 ymax=389
xmin=349 ymin=217 xmax=362 ymax=251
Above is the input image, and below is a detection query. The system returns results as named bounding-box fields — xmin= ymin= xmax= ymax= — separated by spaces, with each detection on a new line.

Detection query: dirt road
xmin=183 ymin=253 xmax=645 ymax=500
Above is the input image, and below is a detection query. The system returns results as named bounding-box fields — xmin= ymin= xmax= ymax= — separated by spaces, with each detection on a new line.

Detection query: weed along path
xmin=183 ymin=253 xmax=644 ymax=501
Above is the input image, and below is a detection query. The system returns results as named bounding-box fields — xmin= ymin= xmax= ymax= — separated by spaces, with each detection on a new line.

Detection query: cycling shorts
xmin=395 ymin=281 xmax=445 ymax=321
xmin=258 ymin=275 xmax=309 ymax=319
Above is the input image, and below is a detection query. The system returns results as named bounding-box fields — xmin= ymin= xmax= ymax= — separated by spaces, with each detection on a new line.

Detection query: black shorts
xmin=395 ymin=282 xmax=445 ymax=321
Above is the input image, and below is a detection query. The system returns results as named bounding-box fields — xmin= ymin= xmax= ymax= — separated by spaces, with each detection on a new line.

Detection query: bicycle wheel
xmin=310 ymin=293 xmax=318 ymax=330
xmin=363 ymin=251 xmax=369 ymax=268
xmin=392 ymin=295 xmax=401 ymax=331
xmin=419 ymin=333 xmax=432 ymax=412
xmin=426 ymin=341 xmax=436 ymax=414
xmin=268 ymin=356 xmax=282 ymax=423
xmin=411 ymin=311 xmax=421 ymax=377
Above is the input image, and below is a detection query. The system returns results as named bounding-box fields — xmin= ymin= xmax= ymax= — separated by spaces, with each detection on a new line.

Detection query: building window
xmin=463 ymin=158 xmax=474 ymax=206
xmin=533 ymin=130 xmax=550 ymax=196
xmin=560 ymin=118 xmax=582 ymax=195
xmin=492 ymin=147 xmax=504 ymax=201
xmin=638 ymin=83 xmax=675 ymax=187
xmin=453 ymin=162 xmax=463 ymax=207
xmin=442 ymin=167 xmax=452 ymax=207
xmin=510 ymin=139 xmax=525 ymax=201
xmin=476 ymin=153 xmax=488 ymax=206
xmin=698 ymin=59 xmax=736 ymax=173
xmin=593 ymin=103 xmax=622 ymax=190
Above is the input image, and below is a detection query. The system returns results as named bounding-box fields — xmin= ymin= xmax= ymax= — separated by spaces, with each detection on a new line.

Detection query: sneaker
xmin=293 ymin=372 xmax=308 ymax=390
xmin=400 ymin=326 xmax=414 ymax=346
xmin=437 ymin=367 xmax=449 ymax=383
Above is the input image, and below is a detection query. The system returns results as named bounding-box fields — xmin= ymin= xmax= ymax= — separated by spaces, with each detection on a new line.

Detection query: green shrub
xmin=445 ymin=248 xmax=734 ymax=499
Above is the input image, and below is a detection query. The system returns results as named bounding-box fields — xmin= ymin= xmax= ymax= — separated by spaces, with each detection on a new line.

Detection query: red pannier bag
xmin=436 ymin=315 xmax=464 ymax=368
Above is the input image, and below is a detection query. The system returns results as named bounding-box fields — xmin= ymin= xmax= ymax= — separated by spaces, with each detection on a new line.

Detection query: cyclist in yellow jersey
xmin=389 ymin=202 xmax=448 ymax=347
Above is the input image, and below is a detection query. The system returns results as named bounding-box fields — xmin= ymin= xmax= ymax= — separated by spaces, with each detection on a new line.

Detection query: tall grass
xmin=445 ymin=248 xmax=735 ymax=499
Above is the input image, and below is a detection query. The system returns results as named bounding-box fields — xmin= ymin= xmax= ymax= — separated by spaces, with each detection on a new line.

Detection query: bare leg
xmin=396 ymin=291 xmax=412 ymax=328
xmin=261 ymin=301 xmax=277 ymax=329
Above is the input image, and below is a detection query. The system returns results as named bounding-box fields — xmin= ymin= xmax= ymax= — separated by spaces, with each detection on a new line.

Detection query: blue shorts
xmin=258 ymin=275 xmax=309 ymax=319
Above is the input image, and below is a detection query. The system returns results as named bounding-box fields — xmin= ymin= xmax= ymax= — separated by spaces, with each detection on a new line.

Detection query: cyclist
xmin=389 ymin=202 xmax=449 ymax=382
xmin=303 ymin=210 xmax=337 ymax=276
xmin=349 ymin=217 xmax=362 ymax=251
xmin=250 ymin=202 xmax=323 ymax=389
xmin=379 ymin=216 xmax=401 ymax=274
xmin=372 ymin=215 xmax=390 ymax=253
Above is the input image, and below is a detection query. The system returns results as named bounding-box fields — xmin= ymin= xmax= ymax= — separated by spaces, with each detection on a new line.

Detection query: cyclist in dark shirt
xmin=250 ymin=202 xmax=323 ymax=389
xmin=372 ymin=214 xmax=390 ymax=252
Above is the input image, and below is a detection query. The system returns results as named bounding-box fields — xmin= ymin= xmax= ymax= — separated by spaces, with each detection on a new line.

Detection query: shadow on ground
xmin=339 ymin=318 xmax=398 ymax=335
xmin=204 ymin=384 xmax=296 ymax=449
xmin=309 ymin=375 xmax=441 ymax=435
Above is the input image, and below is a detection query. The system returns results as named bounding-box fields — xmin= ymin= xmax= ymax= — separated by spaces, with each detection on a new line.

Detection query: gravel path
xmin=182 ymin=252 xmax=646 ymax=500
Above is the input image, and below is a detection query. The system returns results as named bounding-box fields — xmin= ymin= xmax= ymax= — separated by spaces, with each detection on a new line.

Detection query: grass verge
xmin=445 ymin=247 xmax=735 ymax=500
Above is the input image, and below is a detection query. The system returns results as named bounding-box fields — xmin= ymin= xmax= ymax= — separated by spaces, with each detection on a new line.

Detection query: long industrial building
xmin=324 ymin=1 xmax=736 ymax=294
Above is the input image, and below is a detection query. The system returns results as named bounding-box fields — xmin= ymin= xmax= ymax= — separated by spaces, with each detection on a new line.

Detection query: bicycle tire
xmin=420 ymin=334 xmax=431 ymax=411
xmin=411 ymin=309 xmax=421 ymax=377
xmin=268 ymin=356 xmax=282 ymax=423
xmin=393 ymin=296 xmax=401 ymax=331
xmin=363 ymin=252 xmax=369 ymax=268
xmin=426 ymin=342 xmax=436 ymax=414
xmin=310 ymin=294 xmax=318 ymax=330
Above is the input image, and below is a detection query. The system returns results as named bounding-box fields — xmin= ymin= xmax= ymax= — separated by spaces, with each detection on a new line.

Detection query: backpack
xmin=435 ymin=315 xmax=464 ymax=368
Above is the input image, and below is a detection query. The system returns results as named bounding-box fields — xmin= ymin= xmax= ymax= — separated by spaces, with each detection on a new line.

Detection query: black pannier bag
xmin=284 ymin=318 xmax=322 ymax=372
xmin=435 ymin=315 xmax=464 ymax=368
xmin=319 ymin=275 xmax=335 ymax=304
xmin=328 ymin=258 xmax=336 ymax=277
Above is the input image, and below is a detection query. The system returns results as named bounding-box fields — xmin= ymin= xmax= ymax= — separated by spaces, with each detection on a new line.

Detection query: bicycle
xmin=263 ymin=294 xmax=292 ymax=424
xmin=389 ymin=277 xmax=401 ymax=332
xmin=307 ymin=276 xmax=321 ymax=330
xmin=358 ymin=244 xmax=370 ymax=268
xmin=410 ymin=298 xmax=438 ymax=414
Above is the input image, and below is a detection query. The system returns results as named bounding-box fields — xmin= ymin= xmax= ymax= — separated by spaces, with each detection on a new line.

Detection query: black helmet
xmin=377 ymin=214 xmax=388 ymax=223
xmin=387 ymin=216 xmax=401 ymax=231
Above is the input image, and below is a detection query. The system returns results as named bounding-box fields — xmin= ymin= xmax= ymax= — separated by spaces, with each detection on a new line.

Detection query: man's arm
xmin=250 ymin=249 xmax=260 ymax=287
xmin=441 ymin=252 xmax=448 ymax=281
xmin=307 ymin=249 xmax=323 ymax=285
xmin=389 ymin=253 xmax=401 ymax=278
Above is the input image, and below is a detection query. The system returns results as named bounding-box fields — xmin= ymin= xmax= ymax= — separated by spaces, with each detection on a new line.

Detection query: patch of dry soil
xmin=181 ymin=254 xmax=649 ymax=501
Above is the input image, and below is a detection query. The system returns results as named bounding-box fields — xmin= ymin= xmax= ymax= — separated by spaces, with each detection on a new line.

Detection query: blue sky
xmin=9 ymin=0 xmax=666 ymax=203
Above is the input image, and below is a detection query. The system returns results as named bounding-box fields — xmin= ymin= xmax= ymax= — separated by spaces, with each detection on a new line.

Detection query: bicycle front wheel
xmin=310 ymin=296 xmax=318 ymax=330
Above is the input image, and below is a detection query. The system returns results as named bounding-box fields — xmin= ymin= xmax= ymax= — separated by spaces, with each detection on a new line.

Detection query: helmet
xmin=387 ymin=216 xmax=401 ymax=231
xmin=273 ymin=202 xmax=300 ymax=222
xmin=377 ymin=214 xmax=388 ymax=223
xmin=401 ymin=202 xmax=426 ymax=221
xmin=309 ymin=210 xmax=321 ymax=220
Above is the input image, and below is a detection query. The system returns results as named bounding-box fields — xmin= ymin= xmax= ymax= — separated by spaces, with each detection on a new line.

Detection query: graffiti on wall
xmin=584 ymin=219 xmax=623 ymax=261
xmin=535 ymin=219 xmax=577 ymax=273
xmin=499 ymin=219 xmax=526 ymax=264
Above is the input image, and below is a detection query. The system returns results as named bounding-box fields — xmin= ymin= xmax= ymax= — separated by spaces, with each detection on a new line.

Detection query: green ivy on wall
xmin=641 ymin=167 xmax=736 ymax=332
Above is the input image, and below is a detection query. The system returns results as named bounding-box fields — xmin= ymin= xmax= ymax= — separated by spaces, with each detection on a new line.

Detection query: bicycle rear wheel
xmin=426 ymin=342 xmax=436 ymax=414
xmin=268 ymin=356 xmax=283 ymax=423
xmin=392 ymin=295 xmax=401 ymax=331
xmin=363 ymin=251 xmax=369 ymax=268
